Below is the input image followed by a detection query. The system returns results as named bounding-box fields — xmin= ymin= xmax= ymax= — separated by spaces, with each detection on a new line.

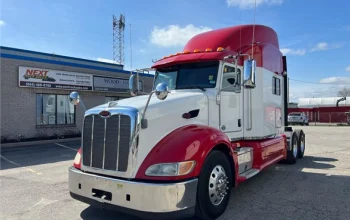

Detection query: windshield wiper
xmin=178 ymin=85 xmax=206 ymax=91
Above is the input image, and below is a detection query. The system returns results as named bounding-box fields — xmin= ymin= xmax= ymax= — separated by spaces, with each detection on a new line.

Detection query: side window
xmin=272 ymin=77 xmax=281 ymax=95
xmin=221 ymin=65 xmax=240 ymax=92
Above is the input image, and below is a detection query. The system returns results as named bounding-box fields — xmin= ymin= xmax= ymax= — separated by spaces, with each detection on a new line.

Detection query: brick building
xmin=288 ymin=97 xmax=350 ymax=124
xmin=0 ymin=46 xmax=154 ymax=142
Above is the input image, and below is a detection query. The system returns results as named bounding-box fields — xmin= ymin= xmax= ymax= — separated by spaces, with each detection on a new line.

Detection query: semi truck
xmin=68 ymin=24 xmax=306 ymax=220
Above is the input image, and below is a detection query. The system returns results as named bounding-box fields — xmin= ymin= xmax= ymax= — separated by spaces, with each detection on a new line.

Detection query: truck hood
xmin=91 ymin=91 xmax=209 ymax=120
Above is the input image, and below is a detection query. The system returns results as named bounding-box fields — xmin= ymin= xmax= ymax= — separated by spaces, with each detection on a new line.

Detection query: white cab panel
xmin=243 ymin=67 xmax=284 ymax=139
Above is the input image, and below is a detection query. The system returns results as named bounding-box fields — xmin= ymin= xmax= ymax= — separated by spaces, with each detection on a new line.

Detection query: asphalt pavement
xmin=1 ymin=126 xmax=350 ymax=220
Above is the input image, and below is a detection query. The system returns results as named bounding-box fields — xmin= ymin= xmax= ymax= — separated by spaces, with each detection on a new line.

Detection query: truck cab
xmin=68 ymin=24 xmax=306 ymax=220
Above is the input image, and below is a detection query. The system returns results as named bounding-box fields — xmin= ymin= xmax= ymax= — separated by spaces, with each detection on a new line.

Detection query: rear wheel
xmin=195 ymin=150 xmax=233 ymax=220
xmin=286 ymin=132 xmax=298 ymax=164
xmin=295 ymin=130 xmax=305 ymax=158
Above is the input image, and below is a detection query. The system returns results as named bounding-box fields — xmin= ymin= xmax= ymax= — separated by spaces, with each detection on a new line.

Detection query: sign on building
xmin=18 ymin=66 xmax=93 ymax=90
xmin=93 ymin=75 xmax=143 ymax=92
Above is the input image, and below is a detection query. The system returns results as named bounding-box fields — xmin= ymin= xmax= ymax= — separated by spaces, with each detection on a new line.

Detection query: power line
xmin=289 ymin=78 xmax=350 ymax=85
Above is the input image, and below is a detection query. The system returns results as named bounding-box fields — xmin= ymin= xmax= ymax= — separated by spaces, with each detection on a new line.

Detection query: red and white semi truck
xmin=68 ymin=24 xmax=306 ymax=220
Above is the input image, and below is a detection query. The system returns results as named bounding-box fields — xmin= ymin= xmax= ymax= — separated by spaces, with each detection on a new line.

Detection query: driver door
xmin=219 ymin=63 xmax=243 ymax=136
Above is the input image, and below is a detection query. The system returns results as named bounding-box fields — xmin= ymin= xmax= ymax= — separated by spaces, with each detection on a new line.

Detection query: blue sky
xmin=1 ymin=0 xmax=349 ymax=102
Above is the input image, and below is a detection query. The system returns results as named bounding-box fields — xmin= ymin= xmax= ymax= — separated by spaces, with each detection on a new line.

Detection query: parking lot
xmin=1 ymin=126 xmax=350 ymax=220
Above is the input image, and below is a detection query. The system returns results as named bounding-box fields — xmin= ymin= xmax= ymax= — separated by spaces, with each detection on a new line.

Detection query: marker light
xmin=73 ymin=148 xmax=82 ymax=169
xmin=163 ymin=56 xmax=168 ymax=59
xmin=205 ymin=48 xmax=212 ymax=52
xmin=217 ymin=47 xmax=225 ymax=52
xmin=193 ymin=49 xmax=201 ymax=53
xmin=176 ymin=52 xmax=182 ymax=55
xmin=145 ymin=161 xmax=196 ymax=176
xmin=183 ymin=50 xmax=190 ymax=54
xmin=169 ymin=54 xmax=175 ymax=57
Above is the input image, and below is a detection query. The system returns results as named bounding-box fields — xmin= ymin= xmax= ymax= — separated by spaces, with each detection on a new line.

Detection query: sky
xmin=1 ymin=0 xmax=349 ymax=102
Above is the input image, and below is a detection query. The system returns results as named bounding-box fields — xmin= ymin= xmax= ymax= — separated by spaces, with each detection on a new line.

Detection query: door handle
xmin=238 ymin=119 xmax=241 ymax=127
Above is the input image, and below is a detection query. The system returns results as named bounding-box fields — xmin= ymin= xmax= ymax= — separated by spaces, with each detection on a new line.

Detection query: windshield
xmin=153 ymin=61 xmax=219 ymax=90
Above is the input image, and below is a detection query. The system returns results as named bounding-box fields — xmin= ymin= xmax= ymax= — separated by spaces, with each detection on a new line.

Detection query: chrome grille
xmin=82 ymin=114 xmax=131 ymax=172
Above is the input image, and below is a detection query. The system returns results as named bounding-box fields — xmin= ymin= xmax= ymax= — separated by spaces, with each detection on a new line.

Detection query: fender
xmin=135 ymin=124 xmax=232 ymax=181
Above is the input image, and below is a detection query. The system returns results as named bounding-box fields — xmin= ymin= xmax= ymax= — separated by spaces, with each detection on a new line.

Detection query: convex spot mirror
xmin=69 ymin=91 xmax=80 ymax=105
xmin=243 ymin=59 xmax=256 ymax=88
xmin=155 ymin=82 xmax=169 ymax=100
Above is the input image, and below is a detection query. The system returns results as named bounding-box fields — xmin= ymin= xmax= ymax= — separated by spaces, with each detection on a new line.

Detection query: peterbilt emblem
xmin=99 ymin=110 xmax=111 ymax=118
xmin=221 ymin=125 xmax=226 ymax=131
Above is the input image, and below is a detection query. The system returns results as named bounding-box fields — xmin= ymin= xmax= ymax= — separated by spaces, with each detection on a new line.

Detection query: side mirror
xmin=243 ymin=59 xmax=256 ymax=88
xmin=129 ymin=74 xmax=138 ymax=96
xmin=69 ymin=91 xmax=80 ymax=105
xmin=155 ymin=82 xmax=169 ymax=100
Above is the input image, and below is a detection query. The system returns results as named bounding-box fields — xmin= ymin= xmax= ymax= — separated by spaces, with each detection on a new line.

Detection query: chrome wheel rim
xmin=300 ymin=136 xmax=305 ymax=153
xmin=208 ymin=165 xmax=229 ymax=206
xmin=293 ymin=140 xmax=298 ymax=158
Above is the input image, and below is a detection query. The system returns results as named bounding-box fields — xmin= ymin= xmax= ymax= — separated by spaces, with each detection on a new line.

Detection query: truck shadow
xmin=79 ymin=155 xmax=349 ymax=220
xmin=0 ymin=141 xmax=80 ymax=170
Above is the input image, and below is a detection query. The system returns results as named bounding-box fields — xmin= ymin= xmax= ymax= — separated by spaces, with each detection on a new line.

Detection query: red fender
xmin=135 ymin=124 xmax=232 ymax=181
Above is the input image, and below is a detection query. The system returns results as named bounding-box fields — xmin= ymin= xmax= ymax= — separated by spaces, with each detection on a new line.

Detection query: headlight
xmin=145 ymin=161 xmax=196 ymax=176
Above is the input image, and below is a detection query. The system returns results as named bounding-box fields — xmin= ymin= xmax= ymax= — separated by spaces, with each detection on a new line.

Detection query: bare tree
xmin=337 ymin=88 xmax=350 ymax=97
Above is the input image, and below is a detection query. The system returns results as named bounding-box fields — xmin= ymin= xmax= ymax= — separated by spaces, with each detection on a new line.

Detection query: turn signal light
xmin=205 ymin=48 xmax=212 ymax=52
xmin=193 ymin=49 xmax=201 ymax=53
xmin=178 ymin=161 xmax=196 ymax=175
xmin=217 ymin=47 xmax=225 ymax=52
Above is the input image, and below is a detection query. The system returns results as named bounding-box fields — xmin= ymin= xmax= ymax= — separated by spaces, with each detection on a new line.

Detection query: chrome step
xmin=239 ymin=168 xmax=260 ymax=179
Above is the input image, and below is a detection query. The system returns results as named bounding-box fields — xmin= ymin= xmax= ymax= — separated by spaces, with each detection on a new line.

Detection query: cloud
xmin=319 ymin=77 xmax=350 ymax=85
xmin=150 ymin=24 xmax=212 ymax=47
xmin=0 ymin=20 xmax=6 ymax=27
xmin=311 ymin=42 xmax=342 ymax=52
xmin=289 ymin=84 xmax=348 ymax=103
xmin=226 ymin=0 xmax=283 ymax=9
xmin=280 ymin=48 xmax=306 ymax=56
xmin=96 ymin=58 xmax=118 ymax=64
xmin=346 ymin=66 xmax=350 ymax=72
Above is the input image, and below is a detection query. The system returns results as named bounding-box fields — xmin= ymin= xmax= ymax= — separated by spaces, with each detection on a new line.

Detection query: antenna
xmin=252 ymin=0 xmax=257 ymax=59
xmin=113 ymin=14 xmax=125 ymax=65
xmin=130 ymin=23 xmax=132 ymax=73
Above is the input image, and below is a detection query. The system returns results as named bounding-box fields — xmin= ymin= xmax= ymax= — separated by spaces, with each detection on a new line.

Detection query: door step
xmin=239 ymin=168 xmax=260 ymax=179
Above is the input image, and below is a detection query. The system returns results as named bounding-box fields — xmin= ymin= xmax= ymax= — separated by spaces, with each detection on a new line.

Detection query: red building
xmin=288 ymin=97 xmax=350 ymax=124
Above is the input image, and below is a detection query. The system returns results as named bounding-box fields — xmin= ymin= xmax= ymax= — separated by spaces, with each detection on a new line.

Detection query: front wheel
xmin=195 ymin=150 xmax=233 ymax=220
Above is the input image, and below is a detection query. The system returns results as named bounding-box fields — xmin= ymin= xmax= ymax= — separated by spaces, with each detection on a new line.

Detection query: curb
xmin=0 ymin=137 xmax=81 ymax=149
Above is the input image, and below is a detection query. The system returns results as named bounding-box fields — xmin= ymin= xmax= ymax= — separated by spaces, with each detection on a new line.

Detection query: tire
xmin=195 ymin=150 xmax=233 ymax=220
xmin=286 ymin=132 xmax=298 ymax=164
xmin=295 ymin=130 xmax=305 ymax=158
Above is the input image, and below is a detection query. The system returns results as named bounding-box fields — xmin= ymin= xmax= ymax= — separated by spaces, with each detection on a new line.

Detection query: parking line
xmin=54 ymin=143 xmax=78 ymax=152
xmin=0 ymin=155 xmax=42 ymax=175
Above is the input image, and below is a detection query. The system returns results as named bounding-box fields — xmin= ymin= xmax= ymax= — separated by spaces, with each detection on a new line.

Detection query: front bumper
xmin=68 ymin=166 xmax=198 ymax=218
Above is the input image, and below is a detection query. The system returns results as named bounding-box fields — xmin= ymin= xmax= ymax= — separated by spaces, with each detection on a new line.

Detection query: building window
xmin=272 ymin=77 xmax=281 ymax=95
xmin=36 ymin=94 xmax=75 ymax=125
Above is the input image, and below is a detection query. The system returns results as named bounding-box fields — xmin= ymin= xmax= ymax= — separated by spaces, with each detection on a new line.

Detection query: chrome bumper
xmin=68 ymin=167 xmax=198 ymax=213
